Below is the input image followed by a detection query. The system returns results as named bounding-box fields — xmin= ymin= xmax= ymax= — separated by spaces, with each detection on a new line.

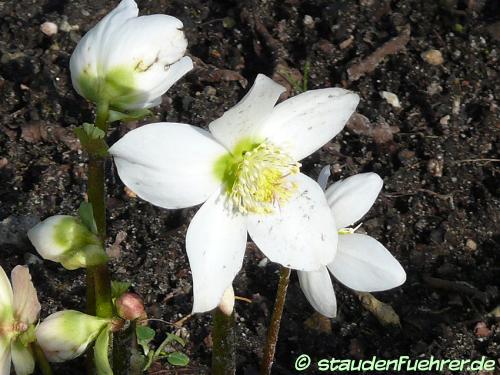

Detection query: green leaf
xmin=75 ymin=123 xmax=109 ymax=157
xmin=111 ymin=281 xmax=131 ymax=300
xmin=166 ymin=352 xmax=190 ymax=366
xmin=136 ymin=325 xmax=156 ymax=355
xmin=108 ymin=109 xmax=151 ymax=123
xmin=78 ymin=202 xmax=98 ymax=234
xmin=94 ymin=327 xmax=112 ymax=375
xmin=165 ymin=333 xmax=185 ymax=347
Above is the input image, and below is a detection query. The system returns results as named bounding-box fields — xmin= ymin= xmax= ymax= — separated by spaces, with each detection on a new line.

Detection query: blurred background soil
xmin=0 ymin=0 xmax=499 ymax=373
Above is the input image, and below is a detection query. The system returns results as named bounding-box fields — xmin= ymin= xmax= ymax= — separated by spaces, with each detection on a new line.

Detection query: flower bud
xmin=116 ymin=292 xmax=146 ymax=321
xmin=28 ymin=215 xmax=108 ymax=270
xmin=218 ymin=286 xmax=235 ymax=316
xmin=70 ymin=0 xmax=193 ymax=112
xmin=36 ymin=310 xmax=109 ymax=362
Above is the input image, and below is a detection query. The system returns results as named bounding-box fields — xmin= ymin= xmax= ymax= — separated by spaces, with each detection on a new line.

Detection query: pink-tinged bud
xmin=116 ymin=293 xmax=145 ymax=321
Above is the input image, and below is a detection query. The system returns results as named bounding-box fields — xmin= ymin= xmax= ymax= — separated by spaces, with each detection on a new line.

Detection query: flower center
xmin=215 ymin=139 xmax=301 ymax=214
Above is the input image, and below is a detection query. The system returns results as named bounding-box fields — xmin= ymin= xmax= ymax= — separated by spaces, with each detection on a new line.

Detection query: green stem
xmin=33 ymin=342 xmax=53 ymax=375
xmin=87 ymin=102 xmax=113 ymax=319
xmin=85 ymin=102 xmax=113 ymax=374
xmin=260 ymin=267 xmax=291 ymax=375
xmin=212 ymin=308 xmax=236 ymax=374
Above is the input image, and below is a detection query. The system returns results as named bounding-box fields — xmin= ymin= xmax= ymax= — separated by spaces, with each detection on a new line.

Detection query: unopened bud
xmin=28 ymin=215 xmax=107 ymax=270
xmin=218 ymin=286 xmax=235 ymax=316
xmin=116 ymin=292 xmax=146 ymax=321
xmin=36 ymin=310 xmax=109 ymax=362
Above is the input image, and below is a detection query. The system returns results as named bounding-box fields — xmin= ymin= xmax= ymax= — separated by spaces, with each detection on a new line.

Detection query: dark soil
xmin=0 ymin=0 xmax=499 ymax=374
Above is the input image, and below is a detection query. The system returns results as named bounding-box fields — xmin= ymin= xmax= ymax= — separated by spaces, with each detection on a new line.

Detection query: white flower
xmin=0 ymin=265 xmax=41 ymax=375
xmin=109 ymin=74 xmax=359 ymax=313
xmin=298 ymin=169 xmax=406 ymax=318
xmin=70 ymin=0 xmax=193 ymax=111
xmin=35 ymin=310 xmax=109 ymax=363
xmin=27 ymin=215 xmax=107 ymax=270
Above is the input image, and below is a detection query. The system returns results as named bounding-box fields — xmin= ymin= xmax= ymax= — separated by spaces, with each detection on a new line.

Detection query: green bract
xmin=78 ymin=66 xmax=137 ymax=111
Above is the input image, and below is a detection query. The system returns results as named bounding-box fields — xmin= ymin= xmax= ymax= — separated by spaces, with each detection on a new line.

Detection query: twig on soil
xmin=383 ymin=189 xmax=454 ymax=208
xmin=422 ymin=275 xmax=489 ymax=304
xmin=235 ymin=296 xmax=253 ymax=304
xmin=240 ymin=5 xmax=302 ymax=98
xmin=356 ymin=292 xmax=401 ymax=327
xmin=191 ymin=56 xmax=248 ymax=88
xmin=347 ymin=25 xmax=411 ymax=81
xmin=453 ymin=158 xmax=500 ymax=164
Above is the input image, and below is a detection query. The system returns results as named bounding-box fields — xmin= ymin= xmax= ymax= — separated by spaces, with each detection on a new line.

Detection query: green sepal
xmin=75 ymin=123 xmax=109 ymax=157
xmin=111 ymin=281 xmax=131 ymax=301
xmin=60 ymin=244 xmax=108 ymax=270
xmin=94 ymin=326 xmax=113 ymax=375
xmin=166 ymin=351 xmax=190 ymax=366
xmin=78 ymin=202 xmax=98 ymax=235
xmin=108 ymin=109 xmax=152 ymax=123
xmin=18 ymin=324 xmax=36 ymax=346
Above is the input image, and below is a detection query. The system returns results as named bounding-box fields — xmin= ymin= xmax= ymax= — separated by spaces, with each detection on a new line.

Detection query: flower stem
xmin=260 ymin=266 xmax=291 ymax=375
xmin=211 ymin=307 xmax=236 ymax=374
xmin=33 ymin=342 xmax=53 ymax=375
xmin=87 ymin=101 xmax=113 ymax=319
xmin=85 ymin=102 xmax=114 ymax=374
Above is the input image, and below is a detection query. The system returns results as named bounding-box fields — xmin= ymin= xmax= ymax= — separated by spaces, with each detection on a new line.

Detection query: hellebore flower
xmin=70 ymin=0 xmax=193 ymax=111
xmin=28 ymin=215 xmax=108 ymax=270
xmin=35 ymin=310 xmax=109 ymax=362
xmin=298 ymin=169 xmax=406 ymax=318
xmin=0 ymin=265 xmax=41 ymax=375
xmin=109 ymin=74 xmax=359 ymax=313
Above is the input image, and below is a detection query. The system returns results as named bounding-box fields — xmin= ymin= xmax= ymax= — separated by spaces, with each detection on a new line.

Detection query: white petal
xmin=328 ymin=234 xmax=406 ymax=292
xmin=103 ymin=14 xmax=187 ymax=72
xmin=260 ymin=88 xmax=359 ymax=161
xmin=298 ymin=267 xmax=337 ymax=318
xmin=110 ymin=123 xmax=227 ymax=209
xmin=0 ymin=266 xmax=13 ymax=318
xmin=186 ymin=192 xmax=247 ymax=313
xmin=247 ymin=173 xmax=337 ymax=271
xmin=27 ymin=215 xmax=74 ymax=260
xmin=317 ymin=165 xmax=331 ymax=191
xmin=11 ymin=266 xmax=41 ymax=324
xmin=121 ymin=56 xmax=193 ymax=111
xmin=325 ymin=173 xmax=383 ymax=229
xmin=70 ymin=0 xmax=138 ymax=93
xmin=209 ymin=74 xmax=285 ymax=150
xmin=11 ymin=340 xmax=34 ymax=375
xmin=0 ymin=337 xmax=11 ymax=375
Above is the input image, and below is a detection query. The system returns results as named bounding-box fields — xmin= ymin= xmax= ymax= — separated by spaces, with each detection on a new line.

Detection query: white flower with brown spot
xmin=70 ymin=0 xmax=193 ymax=111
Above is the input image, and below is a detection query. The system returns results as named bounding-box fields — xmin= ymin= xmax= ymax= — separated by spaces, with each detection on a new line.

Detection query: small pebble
xmin=427 ymin=82 xmax=443 ymax=95
xmin=303 ymin=15 xmax=314 ymax=28
xmin=380 ymin=91 xmax=401 ymax=108
xmin=474 ymin=322 xmax=492 ymax=338
xmin=40 ymin=21 xmax=58 ymax=36
xmin=466 ymin=239 xmax=477 ymax=251
xmin=421 ymin=49 xmax=444 ymax=65
xmin=439 ymin=115 xmax=450 ymax=125
xmin=427 ymin=156 xmax=444 ymax=177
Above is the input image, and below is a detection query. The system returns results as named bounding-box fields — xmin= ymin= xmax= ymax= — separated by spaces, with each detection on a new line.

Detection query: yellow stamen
xmin=227 ymin=142 xmax=300 ymax=214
